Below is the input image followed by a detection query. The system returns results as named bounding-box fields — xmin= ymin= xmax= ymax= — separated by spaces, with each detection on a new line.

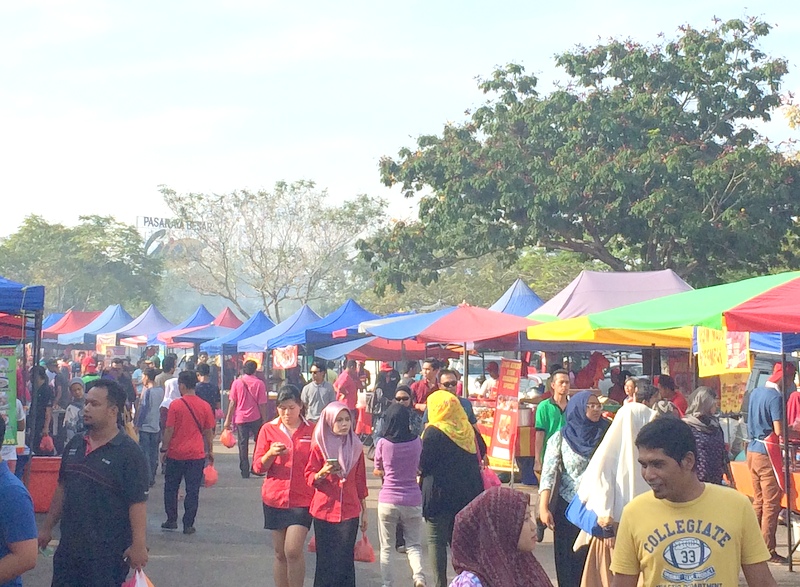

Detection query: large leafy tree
xmin=359 ymin=17 xmax=800 ymax=292
xmin=0 ymin=215 xmax=161 ymax=313
xmin=160 ymin=181 xmax=386 ymax=321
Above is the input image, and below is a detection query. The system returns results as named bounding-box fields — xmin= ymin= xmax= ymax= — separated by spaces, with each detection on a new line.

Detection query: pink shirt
xmin=334 ymin=371 xmax=360 ymax=410
xmin=229 ymin=374 xmax=267 ymax=424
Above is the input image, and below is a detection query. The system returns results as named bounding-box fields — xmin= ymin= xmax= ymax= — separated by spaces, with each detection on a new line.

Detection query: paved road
xmin=26 ymin=441 xmax=798 ymax=586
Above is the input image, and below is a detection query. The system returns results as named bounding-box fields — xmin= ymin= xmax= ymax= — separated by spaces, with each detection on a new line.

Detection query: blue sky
xmin=1 ymin=1 xmax=798 ymax=237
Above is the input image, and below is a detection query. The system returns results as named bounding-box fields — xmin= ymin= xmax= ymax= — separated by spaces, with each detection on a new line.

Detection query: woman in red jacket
xmin=305 ymin=401 xmax=368 ymax=587
xmin=253 ymin=385 xmax=315 ymax=587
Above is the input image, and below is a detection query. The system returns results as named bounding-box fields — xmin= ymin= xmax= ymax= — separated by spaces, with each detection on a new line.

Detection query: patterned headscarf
xmin=312 ymin=402 xmax=363 ymax=477
xmin=561 ymin=390 xmax=609 ymax=458
xmin=424 ymin=390 xmax=476 ymax=454
xmin=452 ymin=487 xmax=553 ymax=587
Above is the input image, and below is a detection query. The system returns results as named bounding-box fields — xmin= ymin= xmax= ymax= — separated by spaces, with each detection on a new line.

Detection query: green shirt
xmin=534 ymin=398 xmax=565 ymax=461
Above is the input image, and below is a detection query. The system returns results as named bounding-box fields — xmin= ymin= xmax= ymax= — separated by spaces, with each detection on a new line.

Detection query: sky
xmin=1 ymin=1 xmax=799 ymax=238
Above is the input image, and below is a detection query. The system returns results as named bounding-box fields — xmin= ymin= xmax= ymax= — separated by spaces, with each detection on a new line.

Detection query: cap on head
xmin=768 ymin=362 xmax=797 ymax=384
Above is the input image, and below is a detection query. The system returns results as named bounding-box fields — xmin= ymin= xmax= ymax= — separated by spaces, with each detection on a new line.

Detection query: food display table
xmin=730 ymin=461 xmax=800 ymax=511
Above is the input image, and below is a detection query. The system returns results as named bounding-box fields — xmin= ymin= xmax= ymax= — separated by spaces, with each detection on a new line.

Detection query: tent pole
xmin=781 ymin=348 xmax=794 ymax=572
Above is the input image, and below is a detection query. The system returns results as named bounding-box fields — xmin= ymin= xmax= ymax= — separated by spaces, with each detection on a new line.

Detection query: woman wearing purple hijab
xmin=304 ymin=402 xmax=368 ymax=587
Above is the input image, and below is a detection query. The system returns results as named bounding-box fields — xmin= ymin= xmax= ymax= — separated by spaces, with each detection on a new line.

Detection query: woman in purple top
xmin=373 ymin=402 xmax=427 ymax=587
xmin=683 ymin=386 xmax=735 ymax=486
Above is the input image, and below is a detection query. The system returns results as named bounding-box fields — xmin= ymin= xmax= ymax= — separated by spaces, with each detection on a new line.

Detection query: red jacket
xmin=304 ymin=443 xmax=368 ymax=523
xmin=253 ymin=418 xmax=315 ymax=509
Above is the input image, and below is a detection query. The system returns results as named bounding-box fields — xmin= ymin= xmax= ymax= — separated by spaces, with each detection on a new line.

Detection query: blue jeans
xmin=138 ymin=431 xmax=160 ymax=484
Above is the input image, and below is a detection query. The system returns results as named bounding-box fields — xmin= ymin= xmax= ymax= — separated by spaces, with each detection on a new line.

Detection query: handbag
xmin=565 ymin=493 xmax=610 ymax=538
xmin=475 ymin=446 xmax=502 ymax=490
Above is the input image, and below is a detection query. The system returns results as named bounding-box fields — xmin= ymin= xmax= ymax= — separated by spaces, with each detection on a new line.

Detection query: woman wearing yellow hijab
xmin=420 ymin=390 xmax=485 ymax=587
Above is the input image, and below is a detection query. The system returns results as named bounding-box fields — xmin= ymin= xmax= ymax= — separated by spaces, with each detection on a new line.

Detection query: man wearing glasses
xmin=301 ymin=361 xmax=335 ymax=423
xmin=421 ymin=369 xmax=478 ymax=428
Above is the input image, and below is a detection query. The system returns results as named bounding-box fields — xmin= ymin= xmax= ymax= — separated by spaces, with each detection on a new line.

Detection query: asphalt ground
xmin=26 ymin=440 xmax=799 ymax=586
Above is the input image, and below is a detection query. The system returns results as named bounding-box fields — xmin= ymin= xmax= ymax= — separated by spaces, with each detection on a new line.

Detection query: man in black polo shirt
xmin=38 ymin=379 xmax=149 ymax=587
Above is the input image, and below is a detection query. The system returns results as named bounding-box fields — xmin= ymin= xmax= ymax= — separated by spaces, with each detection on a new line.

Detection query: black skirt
xmin=263 ymin=504 xmax=312 ymax=530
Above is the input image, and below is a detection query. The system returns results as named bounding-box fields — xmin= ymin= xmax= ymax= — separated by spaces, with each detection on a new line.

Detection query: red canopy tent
xmin=157 ymin=308 xmax=244 ymax=347
xmin=42 ymin=310 xmax=102 ymax=339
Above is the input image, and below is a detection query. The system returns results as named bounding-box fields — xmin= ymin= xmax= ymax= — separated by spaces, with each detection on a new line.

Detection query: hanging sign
xmin=489 ymin=359 xmax=522 ymax=462
xmin=0 ymin=347 xmax=19 ymax=445
xmin=273 ymin=345 xmax=298 ymax=369
xmin=696 ymin=327 xmax=751 ymax=377
xmin=719 ymin=372 xmax=748 ymax=414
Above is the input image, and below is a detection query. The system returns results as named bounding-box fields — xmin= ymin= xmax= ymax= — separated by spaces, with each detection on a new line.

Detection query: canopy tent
xmin=201 ymin=311 xmax=275 ymax=355
xmin=146 ymin=304 xmax=215 ymax=345
xmin=529 ymin=270 xmax=692 ymax=322
xmin=489 ymin=278 xmax=544 ymax=316
xmin=42 ymin=313 xmax=65 ymax=330
xmin=0 ymin=276 xmax=45 ymax=314
xmin=168 ymin=308 xmax=245 ymax=345
xmin=238 ymin=305 xmax=320 ymax=352
xmin=157 ymin=308 xmax=243 ymax=346
xmin=57 ymin=305 xmax=133 ymax=346
xmin=314 ymin=336 xmax=459 ymax=362
xmin=0 ymin=313 xmax=36 ymax=342
xmin=722 ymin=275 xmax=800 ymax=333
xmin=363 ymin=304 xmax=537 ymax=345
xmin=267 ymin=299 xmax=378 ymax=350
xmin=42 ymin=310 xmax=102 ymax=340
xmin=97 ymin=304 xmax=175 ymax=345
xmin=526 ymin=272 xmax=800 ymax=348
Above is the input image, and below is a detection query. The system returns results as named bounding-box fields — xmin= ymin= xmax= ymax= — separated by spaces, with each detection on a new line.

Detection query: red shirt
xmin=166 ymin=395 xmax=215 ymax=460
xmin=304 ymin=443 xmax=368 ymax=522
xmin=411 ymin=378 xmax=437 ymax=406
xmin=252 ymin=417 xmax=315 ymax=509
xmin=669 ymin=390 xmax=688 ymax=417
xmin=334 ymin=371 xmax=360 ymax=410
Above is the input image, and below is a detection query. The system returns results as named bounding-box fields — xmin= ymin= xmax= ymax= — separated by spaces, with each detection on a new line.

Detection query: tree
xmin=0 ymin=215 xmax=162 ymax=313
xmin=359 ymin=17 xmax=800 ymax=292
xmin=160 ymin=181 xmax=386 ymax=321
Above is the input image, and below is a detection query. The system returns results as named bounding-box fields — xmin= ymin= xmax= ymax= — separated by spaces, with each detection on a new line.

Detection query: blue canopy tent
xmin=148 ymin=304 xmax=215 ymax=345
xmin=100 ymin=304 xmax=175 ymax=344
xmin=201 ymin=311 xmax=275 ymax=355
xmin=42 ymin=313 xmax=65 ymax=330
xmin=238 ymin=305 xmax=321 ymax=352
xmin=57 ymin=304 xmax=133 ymax=346
xmin=267 ymin=299 xmax=378 ymax=350
xmin=489 ymin=278 xmax=544 ymax=316
xmin=0 ymin=276 xmax=45 ymax=315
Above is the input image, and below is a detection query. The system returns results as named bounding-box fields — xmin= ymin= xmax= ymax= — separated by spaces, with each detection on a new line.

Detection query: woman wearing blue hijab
xmin=539 ymin=391 xmax=610 ymax=587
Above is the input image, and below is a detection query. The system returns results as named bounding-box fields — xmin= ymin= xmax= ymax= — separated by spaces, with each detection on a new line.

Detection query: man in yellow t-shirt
xmin=611 ymin=418 xmax=776 ymax=587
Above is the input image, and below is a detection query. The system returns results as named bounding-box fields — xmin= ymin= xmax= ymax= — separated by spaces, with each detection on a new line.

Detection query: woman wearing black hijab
xmin=373 ymin=402 xmax=427 ymax=587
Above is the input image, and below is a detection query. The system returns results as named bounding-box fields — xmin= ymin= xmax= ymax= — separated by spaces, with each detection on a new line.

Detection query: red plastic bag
xmin=122 ymin=570 xmax=155 ymax=587
xmin=307 ymin=535 xmax=316 ymax=552
xmin=39 ymin=435 xmax=55 ymax=454
xmin=220 ymin=428 xmax=236 ymax=448
xmin=203 ymin=464 xmax=218 ymax=487
xmin=353 ymin=531 xmax=375 ymax=563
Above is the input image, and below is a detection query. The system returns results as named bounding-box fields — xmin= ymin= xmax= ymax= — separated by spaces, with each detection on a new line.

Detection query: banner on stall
xmin=242 ymin=353 xmax=263 ymax=369
xmin=489 ymin=359 xmax=522 ymax=463
xmin=719 ymin=372 xmax=749 ymax=414
xmin=0 ymin=347 xmax=18 ymax=445
xmin=272 ymin=346 xmax=298 ymax=370
xmin=696 ymin=327 xmax=751 ymax=377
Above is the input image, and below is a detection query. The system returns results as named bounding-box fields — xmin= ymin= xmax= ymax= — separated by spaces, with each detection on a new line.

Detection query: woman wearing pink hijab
xmin=304 ymin=402 xmax=368 ymax=587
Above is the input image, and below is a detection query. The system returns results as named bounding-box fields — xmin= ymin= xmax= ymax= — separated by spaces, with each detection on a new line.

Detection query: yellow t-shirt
xmin=611 ymin=483 xmax=769 ymax=586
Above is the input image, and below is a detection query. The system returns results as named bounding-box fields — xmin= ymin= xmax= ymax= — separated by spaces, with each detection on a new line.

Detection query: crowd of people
xmin=1 ymin=351 xmax=795 ymax=587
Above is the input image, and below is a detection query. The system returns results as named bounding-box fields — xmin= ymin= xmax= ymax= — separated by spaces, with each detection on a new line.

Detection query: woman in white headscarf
xmin=573 ymin=402 xmax=655 ymax=587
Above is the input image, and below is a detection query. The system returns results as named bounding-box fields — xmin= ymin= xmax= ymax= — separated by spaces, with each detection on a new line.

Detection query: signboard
xmin=0 ymin=347 xmax=18 ymax=446
xmin=489 ymin=359 xmax=522 ymax=462
xmin=696 ymin=327 xmax=751 ymax=377
xmin=719 ymin=372 xmax=748 ymax=414
xmin=136 ymin=216 xmax=213 ymax=258
xmin=272 ymin=346 xmax=298 ymax=370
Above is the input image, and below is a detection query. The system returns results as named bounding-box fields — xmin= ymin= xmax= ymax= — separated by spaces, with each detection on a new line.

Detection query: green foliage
xmin=160 ymin=181 xmax=386 ymax=321
xmin=359 ymin=16 xmax=800 ymax=292
xmin=0 ymin=215 xmax=161 ymax=313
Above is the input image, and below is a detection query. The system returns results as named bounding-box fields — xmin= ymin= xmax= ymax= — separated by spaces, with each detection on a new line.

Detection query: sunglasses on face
xmin=395 ymin=396 xmax=411 ymax=402
xmin=440 ymin=381 xmax=457 ymax=388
